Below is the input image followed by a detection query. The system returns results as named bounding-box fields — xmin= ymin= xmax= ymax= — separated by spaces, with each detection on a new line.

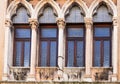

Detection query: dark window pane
xmin=41 ymin=28 xmax=57 ymax=38
xmin=39 ymin=7 xmax=56 ymax=23
xmin=40 ymin=41 xmax=47 ymax=66
xmin=94 ymin=41 xmax=101 ymax=67
xmin=24 ymin=42 xmax=30 ymax=67
xmin=103 ymin=41 xmax=110 ymax=67
xmin=76 ymin=41 xmax=84 ymax=67
xmin=66 ymin=6 xmax=84 ymax=23
xmin=12 ymin=7 xmax=29 ymax=23
xmin=68 ymin=28 xmax=83 ymax=37
xmin=67 ymin=41 xmax=74 ymax=67
xmin=15 ymin=42 xmax=22 ymax=66
xmin=15 ymin=29 xmax=30 ymax=38
xmin=93 ymin=5 xmax=112 ymax=22
xmin=50 ymin=41 xmax=57 ymax=66
xmin=94 ymin=28 xmax=110 ymax=37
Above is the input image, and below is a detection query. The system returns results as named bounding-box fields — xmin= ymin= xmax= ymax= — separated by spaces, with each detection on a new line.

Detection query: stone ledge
xmin=0 ymin=81 xmax=120 ymax=84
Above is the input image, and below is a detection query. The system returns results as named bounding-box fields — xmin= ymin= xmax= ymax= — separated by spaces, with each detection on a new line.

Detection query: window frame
xmin=13 ymin=24 xmax=31 ymax=66
xmin=65 ymin=23 xmax=86 ymax=67
xmin=38 ymin=24 xmax=58 ymax=67
xmin=93 ymin=23 xmax=112 ymax=67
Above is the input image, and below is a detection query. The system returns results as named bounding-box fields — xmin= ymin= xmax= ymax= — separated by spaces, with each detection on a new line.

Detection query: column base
xmin=83 ymin=75 xmax=92 ymax=82
xmin=110 ymin=74 xmax=117 ymax=81
xmin=55 ymin=70 xmax=63 ymax=81
xmin=27 ymin=74 xmax=36 ymax=81
xmin=2 ymin=73 xmax=9 ymax=81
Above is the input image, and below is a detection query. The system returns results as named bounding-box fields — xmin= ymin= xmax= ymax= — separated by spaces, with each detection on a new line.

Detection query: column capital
xmin=56 ymin=18 xmax=66 ymax=29
xmin=113 ymin=17 xmax=117 ymax=26
xmin=5 ymin=19 xmax=12 ymax=27
xmin=29 ymin=18 xmax=38 ymax=30
xmin=84 ymin=17 xmax=93 ymax=26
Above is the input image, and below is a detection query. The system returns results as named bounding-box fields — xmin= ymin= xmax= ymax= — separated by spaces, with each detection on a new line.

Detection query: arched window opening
xmin=38 ymin=6 xmax=58 ymax=67
xmin=65 ymin=5 xmax=85 ymax=67
xmin=93 ymin=4 xmax=113 ymax=67
xmin=12 ymin=6 xmax=31 ymax=67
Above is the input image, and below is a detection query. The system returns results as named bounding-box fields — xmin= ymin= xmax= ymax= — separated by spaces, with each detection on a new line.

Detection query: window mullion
xmin=21 ymin=41 xmax=24 ymax=66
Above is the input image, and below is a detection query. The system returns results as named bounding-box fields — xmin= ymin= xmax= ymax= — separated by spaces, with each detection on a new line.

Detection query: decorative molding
xmin=89 ymin=0 xmax=117 ymax=17
xmin=36 ymin=67 xmax=58 ymax=81
xmin=84 ymin=17 xmax=93 ymax=29
xmin=113 ymin=17 xmax=117 ymax=26
xmin=5 ymin=19 xmax=12 ymax=27
xmin=7 ymin=0 xmax=33 ymax=19
xmin=10 ymin=68 xmax=30 ymax=80
xmin=56 ymin=18 xmax=66 ymax=29
xmin=62 ymin=0 xmax=88 ymax=17
xmin=29 ymin=19 xmax=38 ymax=30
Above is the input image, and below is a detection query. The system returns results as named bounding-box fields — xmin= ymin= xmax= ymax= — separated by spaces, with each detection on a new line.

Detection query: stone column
xmin=84 ymin=17 xmax=93 ymax=82
xmin=2 ymin=19 xmax=12 ymax=80
xmin=56 ymin=18 xmax=66 ymax=80
xmin=111 ymin=17 xmax=118 ymax=81
xmin=27 ymin=19 xmax=38 ymax=81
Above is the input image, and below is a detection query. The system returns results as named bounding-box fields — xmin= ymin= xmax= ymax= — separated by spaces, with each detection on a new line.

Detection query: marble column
xmin=56 ymin=18 xmax=66 ymax=80
xmin=27 ymin=19 xmax=38 ymax=81
xmin=111 ymin=17 xmax=118 ymax=81
xmin=84 ymin=17 xmax=93 ymax=82
xmin=2 ymin=19 xmax=12 ymax=80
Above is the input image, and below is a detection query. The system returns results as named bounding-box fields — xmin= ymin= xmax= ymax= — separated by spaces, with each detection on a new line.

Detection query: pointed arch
xmin=62 ymin=0 xmax=88 ymax=18
xmin=34 ymin=0 xmax=61 ymax=19
xmin=89 ymin=0 xmax=117 ymax=17
xmin=6 ymin=0 xmax=33 ymax=19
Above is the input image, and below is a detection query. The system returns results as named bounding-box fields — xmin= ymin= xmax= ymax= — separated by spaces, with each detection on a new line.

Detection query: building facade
xmin=0 ymin=0 xmax=120 ymax=82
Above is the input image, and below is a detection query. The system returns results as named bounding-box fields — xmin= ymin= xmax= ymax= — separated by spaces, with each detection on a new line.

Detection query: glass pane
xmin=50 ymin=41 xmax=57 ymax=66
xmin=103 ymin=41 xmax=110 ymax=67
xmin=68 ymin=28 xmax=83 ymax=37
xmin=76 ymin=41 xmax=84 ymax=67
xmin=24 ymin=42 xmax=30 ymax=67
xmin=15 ymin=42 xmax=22 ymax=66
xmin=39 ymin=7 xmax=56 ymax=23
xmin=94 ymin=41 xmax=101 ymax=67
xmin=67 ymin=41 xmax=74 ymax=67
xmin=40 ymin=41 xmax=47 ymax=66
xmin=66 ymin=6 xmax=84 ymax=23
xmin=12 ymin=7 xmax=29 ymax=23
xmin=93 ymin=5 xmax=112 ymax=22
xmin=94 ymin=28 xmax=110 ymax=37
xmin=15 ymin=29 xmax=31 ymax=38
xmin=41 ymin=28 xmax=57 ymax=38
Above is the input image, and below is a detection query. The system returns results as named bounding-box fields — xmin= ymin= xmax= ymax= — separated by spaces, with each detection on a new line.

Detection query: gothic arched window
xmin=38 ymin=6 xmax=58 ymax=67
xmin=12 ymin=7 xmax=31 ymax=67
xmin=93 ymin=4 xmax=112 ymax=67
xmin=65 ymin=5 xmax=85 ymax=67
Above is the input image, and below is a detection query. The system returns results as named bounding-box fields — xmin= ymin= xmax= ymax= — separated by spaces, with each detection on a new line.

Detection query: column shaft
xmin=2 ymin=19 xmax=12 ymax=80
xmin=84 ymin=18 xmax=93 ymax=81
xmin=57 ymin=18 xmax=65 ymax=80
xmin=112 ymin=17 xmax=118 ymax=81
xmin=27 ymin=19 xmax=38 ymax=81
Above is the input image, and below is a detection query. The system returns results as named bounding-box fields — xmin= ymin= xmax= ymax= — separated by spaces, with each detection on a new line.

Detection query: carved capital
xmin=29 ymin=19 xmax=38 ymax=30
xmin=56 ymin=18 xmax=66 ymax=29
xmin=84 ymin=17 xmax=93 ymax=27
xmin=84 ymin=18 xmax=93 ymax=30
xmin=113 ymin=17 xmax=117 ymax=26
xmin=5 ymin=19 xmax=12 ymax=27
